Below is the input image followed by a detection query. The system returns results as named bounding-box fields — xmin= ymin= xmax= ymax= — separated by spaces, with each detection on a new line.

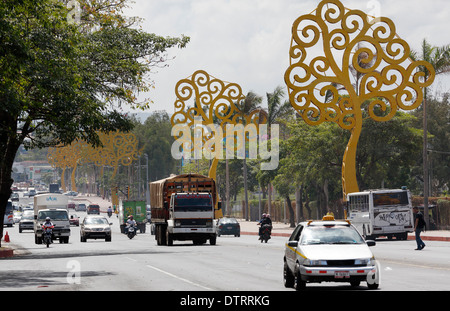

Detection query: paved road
xmin=2 ymin=208 xmax=450 ymax=292
xmin=2 ymin=194 xmax=450 ymax=293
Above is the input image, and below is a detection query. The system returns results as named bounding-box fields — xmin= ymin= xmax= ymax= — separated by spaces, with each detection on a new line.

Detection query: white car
xmin=13 ymin=211 xmax=23 ymax=223
xmin=284 ymin=215 xmax=379 ymax=290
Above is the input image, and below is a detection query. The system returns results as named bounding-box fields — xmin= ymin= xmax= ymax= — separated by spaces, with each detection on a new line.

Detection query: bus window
xmin=348 ymin=194 xmax=369 ymax=212
xmin=373 ymin=192 xmax=409 ymax=207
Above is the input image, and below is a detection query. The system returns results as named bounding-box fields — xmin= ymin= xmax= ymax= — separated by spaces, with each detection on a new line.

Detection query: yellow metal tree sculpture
xmin=47 ymin=131 xmax=141 ymax=204
xmin=171 ymin=70 xmax=267 ymax=218
xmin=171 ymin=69 xmax=266 ymax=180
xmin=284 ymin=0 xmax=435 ymax=199
xmin=47 ymin=139 xmax=88 ymax=192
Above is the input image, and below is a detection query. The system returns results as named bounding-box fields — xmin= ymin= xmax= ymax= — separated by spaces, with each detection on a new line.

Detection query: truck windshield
xmin=38 ymin=211 xmax=69 ymax=221
xmin=373 ymin=191 xmax=409 ymax=207
xmin=174 ymin=196 xmax=212 ymax=212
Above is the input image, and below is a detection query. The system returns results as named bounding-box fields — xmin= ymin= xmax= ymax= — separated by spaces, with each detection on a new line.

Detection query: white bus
xmin=346 ymin=188 xmax=414 ymax=240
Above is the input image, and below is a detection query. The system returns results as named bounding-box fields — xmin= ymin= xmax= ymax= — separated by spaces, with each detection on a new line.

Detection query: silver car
xmin=284 ymin=215 xmax=379 ymax=290
xmin=80 ymin=215 xmax=112 ymax=242
xmin=19 ymin=214 xmax=35 ymax=233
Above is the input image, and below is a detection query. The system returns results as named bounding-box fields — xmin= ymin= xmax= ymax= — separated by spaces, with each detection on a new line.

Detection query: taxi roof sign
xmin=322 ymin=214 xmax=335 ymax=221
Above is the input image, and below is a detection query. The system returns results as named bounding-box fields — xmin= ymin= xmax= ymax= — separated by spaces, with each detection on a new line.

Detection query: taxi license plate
xmin=227 ymin=226 xmax=232 ymax=229
xmin=334 ymin=271 xmax=350 ymax=279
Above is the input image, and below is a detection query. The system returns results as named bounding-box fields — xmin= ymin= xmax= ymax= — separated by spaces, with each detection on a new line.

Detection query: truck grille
xmin=179 ymin=219 xmax=209 ymax=227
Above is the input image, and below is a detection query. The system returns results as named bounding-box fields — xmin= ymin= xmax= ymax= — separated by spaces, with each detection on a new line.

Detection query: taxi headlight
xmin=304 ymin=259 xmax=327 ymax=266
xmin=355 ymin=258 xmax=374 ymax=266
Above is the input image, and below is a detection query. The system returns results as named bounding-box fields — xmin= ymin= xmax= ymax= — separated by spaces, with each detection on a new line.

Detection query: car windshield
xmin=300 ymin=225 xmax=365 ymax=245
xmin=85 ymin=218 xmax=108 ymax=225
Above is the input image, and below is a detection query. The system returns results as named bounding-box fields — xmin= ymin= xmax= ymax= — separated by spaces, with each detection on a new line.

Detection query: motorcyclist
xmin=107 ymin=206 xmax=112 ymax=218
xmin=258 ymin=213 xmax=272 ymax=240
xmin=42 ymin=217 xmax=54 ymax=243
xmin=125 ymin=215 xmax=137 ymax=234
xmin=42 ymin=217 xmax=54 ymax=229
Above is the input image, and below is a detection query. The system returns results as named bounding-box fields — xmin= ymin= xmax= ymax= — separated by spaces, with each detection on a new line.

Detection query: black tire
xmin=368 ymin=282 xmax=379 ymax=290
xmin=167 ymin=231 xmax=173 ymax=246
xmin=210 ymin=235 xmax=216 ymax=245
xmin=294 ymin=264 xmax=306 ymax=291
xmin=283 ymin=261 xmax=295 ymax=288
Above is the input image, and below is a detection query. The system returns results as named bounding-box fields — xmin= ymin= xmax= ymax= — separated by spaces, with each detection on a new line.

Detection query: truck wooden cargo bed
xmin=150 ymin=173 xmax=219 ymax=222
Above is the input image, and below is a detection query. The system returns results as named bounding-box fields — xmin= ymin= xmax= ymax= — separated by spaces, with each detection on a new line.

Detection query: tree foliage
xmin=0 ymin=0 xmax=189 ymax=242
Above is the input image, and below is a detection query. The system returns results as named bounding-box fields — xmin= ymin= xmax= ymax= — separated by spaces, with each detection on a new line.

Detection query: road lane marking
xmin=146 ymin=264 xmax=213 ymax=291
xmin=380 ymin=259 xmax=450 ymax=271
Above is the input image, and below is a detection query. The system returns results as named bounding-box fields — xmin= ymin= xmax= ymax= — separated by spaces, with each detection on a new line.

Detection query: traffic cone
xmin=4 ymin=231 xmax=10 ymax=243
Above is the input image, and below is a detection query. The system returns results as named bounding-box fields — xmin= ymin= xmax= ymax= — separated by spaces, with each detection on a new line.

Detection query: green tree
xmin=278 ymin=110 xmax=423 ymax=221
xmin=357 ymin=112 xmax=423 ymax=190
xmin=258 ymin=86 xmax=293 ymax=215
xmin=410 ymin=94 xmax=450 ymax=196
xmin=0 ymin=0 xmax=189 ymax=244
xmin=234 ymin=91 xmax=264 ymax=220
xmin=411 ymin=39 xmax=450 ymax=226
xmin=133 ymin=111 xmax=178 ymax=181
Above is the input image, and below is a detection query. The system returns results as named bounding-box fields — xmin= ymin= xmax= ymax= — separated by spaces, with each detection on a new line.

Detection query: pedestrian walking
xmin=413 ymin=207 xmax=426 ymax=250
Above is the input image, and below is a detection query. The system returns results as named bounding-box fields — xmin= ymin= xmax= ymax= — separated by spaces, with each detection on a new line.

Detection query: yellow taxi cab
xmin=284 ymin=215 xmax=379 ymax=290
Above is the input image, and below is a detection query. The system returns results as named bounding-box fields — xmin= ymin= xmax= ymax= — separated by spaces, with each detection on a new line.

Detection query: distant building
xmin=12 ymin=161 xmax=54 ymax=185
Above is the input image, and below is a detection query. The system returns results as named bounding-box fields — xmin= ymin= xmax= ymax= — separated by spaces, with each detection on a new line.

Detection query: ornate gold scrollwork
xmin=171 ymin=69 xmax=266 ymax=180
xmin=285 ymin=0 xmax=435 ymax=199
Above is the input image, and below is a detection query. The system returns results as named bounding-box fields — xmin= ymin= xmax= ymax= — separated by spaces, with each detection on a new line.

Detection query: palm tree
xmin=411 ymin=39 xmax=450 ymax=228
xmin=234 ymin=91 xmax=263 ymax=220
xmin=262 ymin=86 xmax=293 ymax=215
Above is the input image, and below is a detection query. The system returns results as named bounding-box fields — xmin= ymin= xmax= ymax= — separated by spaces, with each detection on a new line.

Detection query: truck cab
xmin=165 ymin=192 xmax=217 ymax=246
xmin=33 ymin=194 xmax=71 ymax=244
xmin=34 ymin=209 xmax=71 ymax=243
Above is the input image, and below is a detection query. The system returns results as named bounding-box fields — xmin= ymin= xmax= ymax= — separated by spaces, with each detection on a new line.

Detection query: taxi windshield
xmin=300 ymin=225 xmax=365 ymax=245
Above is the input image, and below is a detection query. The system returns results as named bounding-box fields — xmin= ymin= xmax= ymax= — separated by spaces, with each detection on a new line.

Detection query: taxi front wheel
xmin=283 ymin=262 xmax=295 ymax=288
xmin=294 ymin=263 xmax=306 ymax=290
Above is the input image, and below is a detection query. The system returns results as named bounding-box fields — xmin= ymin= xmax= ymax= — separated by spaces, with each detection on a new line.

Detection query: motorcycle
xmin=126 ymin=224 xmax=136 ymax=239
xmin=42 ymin=225 xmax=54 ymax=248
xmin=260 ymin=224 xmax=272 ymax=243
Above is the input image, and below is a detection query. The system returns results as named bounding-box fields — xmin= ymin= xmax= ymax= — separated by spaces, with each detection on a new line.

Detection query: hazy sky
xmin=123 ymin=0 xmax=450 ymax=114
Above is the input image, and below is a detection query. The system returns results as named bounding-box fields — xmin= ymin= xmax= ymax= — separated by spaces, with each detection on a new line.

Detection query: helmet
xmin=262 ymin=213 xmax=266 ymax=218
xmin=266 ymin=214 xmax=270 ymax=218
xmin=45 ymin=217 xmax=51 ymax=221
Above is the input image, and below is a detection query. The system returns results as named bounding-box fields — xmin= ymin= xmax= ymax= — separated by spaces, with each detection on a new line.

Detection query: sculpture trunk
xmin=342 ymin=120 xmax=362 ymax=200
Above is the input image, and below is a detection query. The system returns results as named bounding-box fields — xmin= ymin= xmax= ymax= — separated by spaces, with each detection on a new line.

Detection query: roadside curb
xmin=407 ymin=235 xmax=450 ymax=242
xmin=241 ymin=231 xmax=291 ymax=237
xmin=0 ymin=247 xmax=14 ymax=258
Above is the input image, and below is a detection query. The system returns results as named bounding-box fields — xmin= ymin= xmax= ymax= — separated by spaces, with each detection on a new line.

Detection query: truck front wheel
xmin=156 ymin=225 xmax=167 ymax=246
xmin=210 ymin=235 xmax=217 ymax=245
xmin=166 ymin=231 xmax=173 ymax=246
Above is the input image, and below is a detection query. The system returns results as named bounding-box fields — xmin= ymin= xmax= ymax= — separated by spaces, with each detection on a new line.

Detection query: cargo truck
xmin=34 ymin=193 xmax=70 ymax=244
xmin=150 ymin=173 xmax=221 ymax=246
xmin=119 ymin=200 xmax=147 ymax=234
